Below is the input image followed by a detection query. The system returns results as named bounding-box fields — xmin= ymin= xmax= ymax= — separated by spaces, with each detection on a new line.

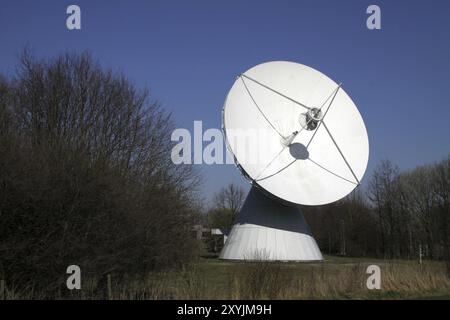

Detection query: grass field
xmin=4 ymin=256 xmax=450 ymax=299
xmin=75 ymin=255 xmax=450 ymax=300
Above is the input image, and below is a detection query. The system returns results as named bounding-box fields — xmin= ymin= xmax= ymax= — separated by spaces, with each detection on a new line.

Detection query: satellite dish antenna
xmin=219 ymin=61 xmax=369 ymax=261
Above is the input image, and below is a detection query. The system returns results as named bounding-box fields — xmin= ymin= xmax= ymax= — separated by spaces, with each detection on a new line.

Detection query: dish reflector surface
xmin=223 ymin=61 xmax=369 ymax=205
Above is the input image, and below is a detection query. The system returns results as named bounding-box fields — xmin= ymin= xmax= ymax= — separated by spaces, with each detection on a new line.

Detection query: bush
xmin=0 ymin=51 xmax=200 ymax=294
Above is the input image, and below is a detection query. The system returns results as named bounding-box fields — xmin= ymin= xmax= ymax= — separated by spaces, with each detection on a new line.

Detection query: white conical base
xmin=219 ymin=186 xmax=323 ymax=261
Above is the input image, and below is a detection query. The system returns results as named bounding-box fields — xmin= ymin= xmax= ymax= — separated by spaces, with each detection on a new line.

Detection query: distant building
xmin=192 ymin=225 xmax=229 ymax=253
xmin=192 ymin=224 xmax=210 ymax=240
xmin=211 ymin=228 xmax=229 ymax=244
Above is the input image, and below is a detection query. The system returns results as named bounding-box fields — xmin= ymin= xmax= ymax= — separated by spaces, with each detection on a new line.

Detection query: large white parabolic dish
xmin=223 ymin=61 xmax=369 ymax=206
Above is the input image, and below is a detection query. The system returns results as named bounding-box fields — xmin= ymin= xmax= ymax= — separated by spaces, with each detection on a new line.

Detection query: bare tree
xmin=213 ymin=183 xmax=246 ymax=215
xmin=432 ymin=157 xmax=450 ymax=260
xmin=368 ymin=160 xmax=402 ymax=258
xmin=208 ymin=183 xmax=246 ymax=230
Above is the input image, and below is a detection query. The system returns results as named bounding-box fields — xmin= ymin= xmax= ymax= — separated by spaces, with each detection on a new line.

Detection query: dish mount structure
xmin=219 ymin=61 xmax=369 ymax=261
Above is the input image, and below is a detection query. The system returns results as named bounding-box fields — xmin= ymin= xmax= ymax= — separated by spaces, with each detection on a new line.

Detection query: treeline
xmin=0 ymin=52 xmax=200 ymax=293
xmin=304 ymin=158 xmax=450 ymax=260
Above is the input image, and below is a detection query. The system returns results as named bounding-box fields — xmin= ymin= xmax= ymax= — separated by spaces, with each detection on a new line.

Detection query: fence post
xmin=107 ymin=274 xmax=112 ymax=300
xmin=0 ymin=279 xmax=5 ymax=300
xmin=419 ymin=244 xmax=423 ymax=266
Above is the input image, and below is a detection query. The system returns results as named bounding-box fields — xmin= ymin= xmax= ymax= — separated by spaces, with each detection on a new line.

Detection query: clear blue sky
xmin=1 ymin=0 xmax=449 ymax=205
